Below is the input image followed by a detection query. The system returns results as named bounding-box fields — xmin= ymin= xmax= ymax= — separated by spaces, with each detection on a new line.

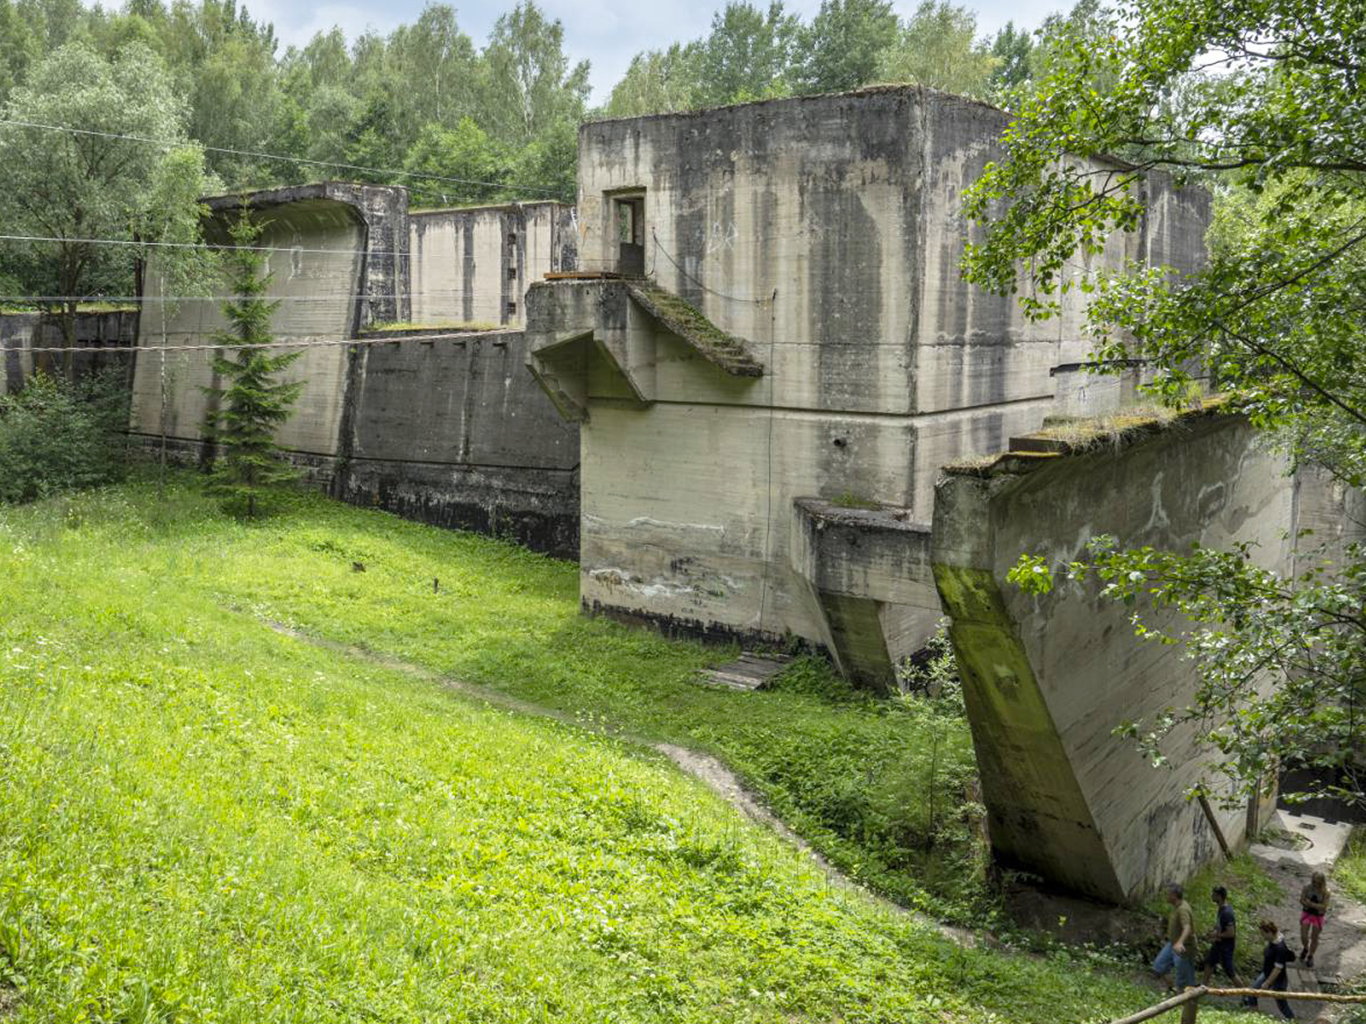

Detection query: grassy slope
xmin=0 ymin=477 xmax=1260 ymax=1022
xmin=120 ymin=477 xmax=983 ymax=917
xmin=1340 ymin=830 xmax=1366 ymax=905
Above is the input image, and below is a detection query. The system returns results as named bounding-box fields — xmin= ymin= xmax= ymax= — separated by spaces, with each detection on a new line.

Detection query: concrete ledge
xmin=525 ymin=279 xmax=765 ymax=424
xmin=790 ymin=497 xmax=938 ymax=691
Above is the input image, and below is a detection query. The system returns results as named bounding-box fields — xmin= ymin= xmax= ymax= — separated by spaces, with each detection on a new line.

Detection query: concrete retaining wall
xmin=1 ymin=310 xmax=139 ymax=393
xmin=334 ymin=331 xmax=579 ymax=557
xmin=127 ymin=183 xmax=580 ymax=555
xmin=931 ymin=411 xmax=1297 ymax=901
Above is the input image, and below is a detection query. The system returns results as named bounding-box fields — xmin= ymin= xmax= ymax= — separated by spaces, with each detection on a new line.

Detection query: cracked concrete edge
xmin=263 ymin=619 xmax=978 ymax=949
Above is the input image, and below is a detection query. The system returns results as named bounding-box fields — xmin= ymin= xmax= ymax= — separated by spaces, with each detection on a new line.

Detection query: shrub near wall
xmin=0 ymin=371 xmax=129 ymax=503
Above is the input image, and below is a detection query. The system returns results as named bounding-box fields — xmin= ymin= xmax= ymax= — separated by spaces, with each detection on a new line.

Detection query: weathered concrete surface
xmin=130 ymin=185 xmax=380 ymax=455
xmin=334 ymin=330 xmax=580 ymax=557
xmin=789 ymin=499 xmax=937 ymax=689
xmin=531 ymin=86 xmax=1210 ymax=660
xmin=128 ymin=183 xmax=581 ymax=555
xmin=931 ymin=411 xmax=1296 ymax=901
xmin=1 ymin=310 xmax=139 ymax=393
xmin=409 ymin=202 xmax=576 ymax=327
xmin=203 ymin=182 xmax=411 ymax=326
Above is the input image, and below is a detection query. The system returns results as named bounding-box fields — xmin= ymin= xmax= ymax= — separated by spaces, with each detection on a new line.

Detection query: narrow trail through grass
xmin=266 ymin=619 xmax=977 ymax=948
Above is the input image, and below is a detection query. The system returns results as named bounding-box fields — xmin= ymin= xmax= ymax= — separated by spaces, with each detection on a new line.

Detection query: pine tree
xmin=202 ymin=210 xmax=304 ymax=518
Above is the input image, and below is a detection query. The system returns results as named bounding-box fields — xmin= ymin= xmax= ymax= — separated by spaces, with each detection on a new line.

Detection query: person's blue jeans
xmin=1152 ymin=942 xmax=1196 ymax=988
xmin=1245 ymin=972 xmax=1295 ymax=1019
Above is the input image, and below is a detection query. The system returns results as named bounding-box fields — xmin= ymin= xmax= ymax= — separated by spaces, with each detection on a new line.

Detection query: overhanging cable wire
xmin=5 ymin=333 xmax=515 ymax=355
xmin=0 ymin=117 xmax=562 ymax=197
xmin=1 ymin=291 xmax=521 ymax=304
xmin=0 ymin=232 xmax=407 ymax=258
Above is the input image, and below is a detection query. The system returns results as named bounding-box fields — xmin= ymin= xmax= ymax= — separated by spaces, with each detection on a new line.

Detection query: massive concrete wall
xmin=127 ymin=183 xmax=580 ymax=555
xmin=931 ymin=411 xmax=1295 ymax=901
xmin=335 ymin=330 xmax=579 ymax=557
xmin=130 ymin=184 xmax=399 ymax=456
xmin=1 ymin=311 xmax=139 ymax=394
xmin=409 ymin=203 xmax=576 ymax=327
xmin=536 ymin=86 xmax=1209 ymax=657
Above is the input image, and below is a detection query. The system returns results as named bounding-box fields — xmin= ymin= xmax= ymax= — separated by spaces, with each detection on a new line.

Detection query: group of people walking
xmin=1152 ymin=873 xmax=1331 ymax=1019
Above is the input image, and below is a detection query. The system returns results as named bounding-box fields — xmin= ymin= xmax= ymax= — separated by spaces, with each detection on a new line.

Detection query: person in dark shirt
xmin=1244 ymin=919 xmax=1296 ymax=1020
xmin=1200 ymin=885 xmax=1243 ymax=987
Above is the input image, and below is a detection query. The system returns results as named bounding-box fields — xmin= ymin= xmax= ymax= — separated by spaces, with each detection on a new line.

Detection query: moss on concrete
xmin=365 ymin=320 xmax=503 ymax=334
xmin=627 ymin=281 xmax=764 ymax=377
xmin=932 ymin=562 xmax=1123 ymax=900
xmin=941 ymin=397 xmax=1234 ymax=477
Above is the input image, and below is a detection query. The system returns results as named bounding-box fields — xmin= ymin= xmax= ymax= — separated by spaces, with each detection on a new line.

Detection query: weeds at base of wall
xmin=0 ymin=370 xmax=129 ymax=504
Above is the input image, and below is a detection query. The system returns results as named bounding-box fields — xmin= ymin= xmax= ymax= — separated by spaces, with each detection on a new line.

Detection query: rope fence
xmin=1107 ymin=984 xmax=1366 ymax=1024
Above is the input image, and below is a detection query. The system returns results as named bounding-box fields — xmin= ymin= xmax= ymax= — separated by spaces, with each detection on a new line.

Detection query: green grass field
xmin=0 ymin=475 xmax=1264 ymax=1022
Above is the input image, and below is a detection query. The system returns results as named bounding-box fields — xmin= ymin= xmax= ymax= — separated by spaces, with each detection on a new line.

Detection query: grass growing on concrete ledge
xmin=628 ymin=281 xmax=764 ymax=376
xmin=364 ymin=319 xmax=503 ymax=334
xmin=0 ymin=302 xmax=139 ymax=314
xmin=0 ymin=476 xmax=1268 ymax=1024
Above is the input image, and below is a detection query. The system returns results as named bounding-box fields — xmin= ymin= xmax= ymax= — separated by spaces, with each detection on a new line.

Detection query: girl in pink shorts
xmin=1299 ymin=871 xmax=1330 ymax=968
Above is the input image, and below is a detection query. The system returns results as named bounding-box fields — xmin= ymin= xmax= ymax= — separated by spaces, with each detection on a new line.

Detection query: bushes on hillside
xmin=0 ymin=370 xmax=129 ymax=503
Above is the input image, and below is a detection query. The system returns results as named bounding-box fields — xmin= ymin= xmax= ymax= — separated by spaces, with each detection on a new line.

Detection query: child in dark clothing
xmin=1200 ymin=885 xmax=1243 ymax=987
xmin=1244 ymin=920 xmax=1296 ymax=1020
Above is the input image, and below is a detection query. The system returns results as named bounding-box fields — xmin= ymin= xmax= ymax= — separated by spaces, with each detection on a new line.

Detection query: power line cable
xmin=1 ymin=291 xmax=521 ymax=304
xmin=4 ymin=333 xmax=516 ymax=355
xmin=0 ymin=234 xmax=621 ymax=262
xmin=651 ymin=229 xmax=772 ymax=305
xmin=0 ymin=232 xmax=408 ymax=258
xmin=0 ymin=117 xmax=563 ymax=197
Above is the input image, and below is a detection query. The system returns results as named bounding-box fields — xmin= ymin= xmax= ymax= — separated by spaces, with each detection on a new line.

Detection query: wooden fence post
xmin=1180 ymin=989 xmax=1200 ymax=1023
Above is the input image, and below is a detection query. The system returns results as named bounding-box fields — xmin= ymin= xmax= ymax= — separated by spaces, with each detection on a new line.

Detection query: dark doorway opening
xmin=614 ymin=194 xmax=645 ymax=276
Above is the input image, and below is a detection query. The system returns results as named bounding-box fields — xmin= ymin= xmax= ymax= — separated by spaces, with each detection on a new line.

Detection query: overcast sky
xmin=243 ymin=0 xmax=1068 ymax=104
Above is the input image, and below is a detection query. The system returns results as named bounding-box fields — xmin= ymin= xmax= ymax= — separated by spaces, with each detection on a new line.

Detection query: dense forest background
xmin=0 ymin=0 xmax=1096 ymax=210
xmin=0 ymin=0 xmax=1099 ymax=307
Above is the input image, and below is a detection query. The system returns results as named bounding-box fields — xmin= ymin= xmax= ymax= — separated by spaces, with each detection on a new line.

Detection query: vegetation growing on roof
xmin=941 ymin=398 xmax=1229 ymax=476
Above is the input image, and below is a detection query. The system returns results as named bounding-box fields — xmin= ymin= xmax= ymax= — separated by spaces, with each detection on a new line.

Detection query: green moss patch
xmin=627 ymin=281 xmax=764 ymax=377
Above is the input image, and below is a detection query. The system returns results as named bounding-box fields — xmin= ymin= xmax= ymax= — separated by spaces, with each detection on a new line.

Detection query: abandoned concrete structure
xmin=127 ymin=182 xmax=580 ymax=555
xmin=1 ymin=309 xmax=139 ymax=393
xmin=932 ymin=408 xmax=1358 ymax=901
xmin=526 ymin=86 xmax=1211 ymax=682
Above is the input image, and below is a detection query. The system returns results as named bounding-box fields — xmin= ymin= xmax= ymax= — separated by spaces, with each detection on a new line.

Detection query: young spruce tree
xmin=203 ymin=211 xmax=303 ymax=518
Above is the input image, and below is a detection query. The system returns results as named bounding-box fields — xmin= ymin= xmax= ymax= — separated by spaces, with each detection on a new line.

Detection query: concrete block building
xmin=933 ymin=411 xmax=1289 ymax=900
xmin=409 ymin=202 xmax=577 ymax=328
xmin=526 ymin=86 xmax=1210 ymax=682
xmin=932 ymin=409 xmax=1365 ymax=900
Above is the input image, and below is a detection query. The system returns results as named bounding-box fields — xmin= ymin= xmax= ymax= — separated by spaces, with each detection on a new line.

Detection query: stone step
xmin=696 ymin=653 xmax=793 ymax=691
